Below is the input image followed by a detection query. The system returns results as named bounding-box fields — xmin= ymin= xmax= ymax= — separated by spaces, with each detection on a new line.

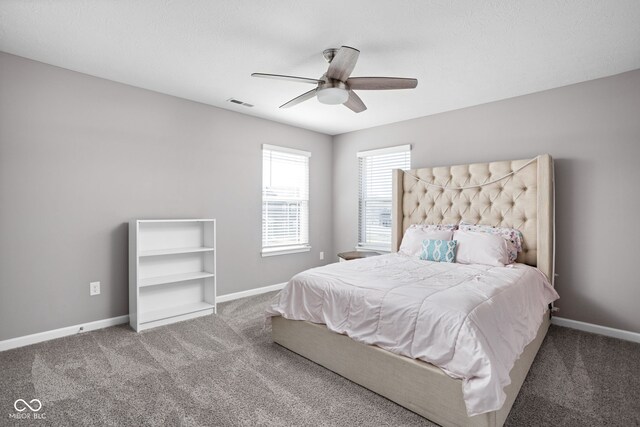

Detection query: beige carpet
xmin=1 ymin=291 xmax=638 ymax=426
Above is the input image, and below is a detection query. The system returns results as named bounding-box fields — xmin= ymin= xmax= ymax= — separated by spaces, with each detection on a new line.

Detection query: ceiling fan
xmin=251 ymin=46 xmax=418 ymax=113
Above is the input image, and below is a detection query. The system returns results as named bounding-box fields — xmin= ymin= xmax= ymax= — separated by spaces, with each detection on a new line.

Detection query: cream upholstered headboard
xmin=392 ymin=154 xmax=554 ymax=281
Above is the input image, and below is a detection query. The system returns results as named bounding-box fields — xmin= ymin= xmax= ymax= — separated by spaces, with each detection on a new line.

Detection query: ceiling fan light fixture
xmin=317 ymin=87 xmax=349 ymax=105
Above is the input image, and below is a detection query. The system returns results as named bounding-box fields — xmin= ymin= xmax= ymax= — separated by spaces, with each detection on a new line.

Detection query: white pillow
xmin=399 ymin=228 xmax=453 ymax=258
xmin=453 ymin=230 xmax=510 ymax=266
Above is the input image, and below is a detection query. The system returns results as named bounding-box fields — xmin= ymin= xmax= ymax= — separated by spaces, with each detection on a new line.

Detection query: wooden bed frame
xmin=271 ymin=154 xmax=554 ymax=427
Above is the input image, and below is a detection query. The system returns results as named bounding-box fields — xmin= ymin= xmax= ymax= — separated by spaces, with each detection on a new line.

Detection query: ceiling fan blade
xmin=252 ymin=73 xmax=322 ymax=85
xmin=280 ymin=89 xmax=318 ymax=108
xmin=343 ymin=90 xmax=367 ymax=113
xmin=326 ymin=46 xmax=360 ymax=82
xmin=347 ymin=77 xmax=418 ymax=90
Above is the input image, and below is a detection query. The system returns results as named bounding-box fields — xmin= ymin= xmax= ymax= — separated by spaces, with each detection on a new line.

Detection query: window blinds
xmin=358 ymin=145 xmax=411 ymax=250
xmin=262 ymin=145 xmax=310 ymax=252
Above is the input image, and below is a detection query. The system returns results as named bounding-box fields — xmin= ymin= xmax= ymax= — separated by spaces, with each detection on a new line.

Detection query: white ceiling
xmin=1 ymin=1 xmax=639 ymax=135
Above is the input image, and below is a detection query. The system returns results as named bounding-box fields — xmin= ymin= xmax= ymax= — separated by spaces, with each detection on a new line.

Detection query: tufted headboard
xmin=392 ymin=154 xmax=554 ymax=281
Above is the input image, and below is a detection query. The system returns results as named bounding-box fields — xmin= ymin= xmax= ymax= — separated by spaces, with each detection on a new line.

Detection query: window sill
xmin=356 ymin=245 xmax=391 ymax=253
xmin=262 ymin=245 xmax=311 ymax=257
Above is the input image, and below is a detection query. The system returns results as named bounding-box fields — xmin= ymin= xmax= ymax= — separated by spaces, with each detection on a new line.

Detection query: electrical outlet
xmin=319 ymin=251 xmax=324 ymax=260
xmin=90 ymin=281 xmax=100 ymax=296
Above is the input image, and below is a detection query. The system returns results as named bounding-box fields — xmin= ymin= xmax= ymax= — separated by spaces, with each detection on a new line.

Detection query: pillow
xmin=399 ymin=228 xmax=453 ymax=257
xmin=409 ymin=223 xmax=458 ymax=232
xmin=420 ymin=239 xmax=458 ymax=263
xmin=458 ymin=222 xmax=524 ymax=263
xmin=453 ymin=230 xmax=510 ymax=266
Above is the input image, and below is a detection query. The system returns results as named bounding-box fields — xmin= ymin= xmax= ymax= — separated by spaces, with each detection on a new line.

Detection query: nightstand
xmin=337 ymin=250 xmax=382 ymax=262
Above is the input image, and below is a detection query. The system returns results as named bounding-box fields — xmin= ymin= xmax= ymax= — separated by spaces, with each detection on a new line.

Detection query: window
xmin=358 ymin=145 xmax=411 ymax=251
xmin=262 ymin=144 xmax=311 ymax=256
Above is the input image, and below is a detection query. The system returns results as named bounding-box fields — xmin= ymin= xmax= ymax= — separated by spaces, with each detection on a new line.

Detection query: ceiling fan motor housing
xmin=322 ymin=48 xmax=339 ymax=63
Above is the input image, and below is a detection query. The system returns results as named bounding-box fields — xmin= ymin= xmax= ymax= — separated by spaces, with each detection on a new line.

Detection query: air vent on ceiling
xmin=227 ymin=98 xmax=254 ymax=108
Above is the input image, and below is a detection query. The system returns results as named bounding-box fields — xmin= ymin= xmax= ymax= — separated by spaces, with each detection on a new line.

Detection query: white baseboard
xmin=3 ymin=295 xmax=635 ymax=352
xmin=551 ymin=316 xmax=640 ymax=343
xmin=217 ymin=282 xmax=286 ymax=303
xmin=0 ymin=315 xmax=130 ymax=352
xmin=0 ymin=283 xmax=287 ymax=352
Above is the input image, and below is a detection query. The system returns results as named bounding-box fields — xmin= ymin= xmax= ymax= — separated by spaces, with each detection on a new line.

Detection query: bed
xmin=267 ymin=155 xmax=556 ymax=427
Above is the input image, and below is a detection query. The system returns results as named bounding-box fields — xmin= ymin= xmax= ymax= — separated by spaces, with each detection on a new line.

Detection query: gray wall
xmin=333 ymin=70 xmax=640 ymax=333
xmin=2 ymin=49 xmax=639 ymax=341
xmin=0 ymin=52 xmax=333 ymax=341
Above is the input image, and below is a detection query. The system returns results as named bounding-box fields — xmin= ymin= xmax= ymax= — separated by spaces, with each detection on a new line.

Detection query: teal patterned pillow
xmin=420 ymin=239 xmax=458 ymax=263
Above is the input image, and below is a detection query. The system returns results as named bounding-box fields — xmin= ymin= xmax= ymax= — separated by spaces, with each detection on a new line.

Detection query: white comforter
xmin=266 ymin=253 xmax=559 ymax=416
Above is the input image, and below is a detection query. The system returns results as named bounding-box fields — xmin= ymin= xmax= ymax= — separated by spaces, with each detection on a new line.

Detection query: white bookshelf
xmin=129 ymin=219 xmax=216 ymax=332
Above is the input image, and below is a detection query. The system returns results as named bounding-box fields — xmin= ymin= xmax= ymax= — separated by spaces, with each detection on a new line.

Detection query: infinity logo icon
xmin=14 ymin=399 xmax=42 ymax=412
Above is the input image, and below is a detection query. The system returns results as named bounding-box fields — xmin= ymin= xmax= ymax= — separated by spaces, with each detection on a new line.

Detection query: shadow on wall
xmin=553 ymin=158 xmax=631 ymax=329
xmin=554 ymin=157 xmax=576 ymax=314
xmin=110 ymin=222 xmax=129 ymax=316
